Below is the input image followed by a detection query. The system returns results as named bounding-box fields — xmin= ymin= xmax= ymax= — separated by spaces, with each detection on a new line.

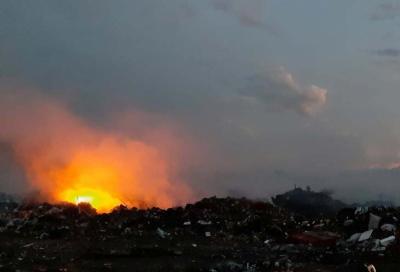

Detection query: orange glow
xmin=51 ymin=154 xmax=126 ymax=212
xmin=0 ymin=91 xmax=195 ymax=212
xmin=59 ymin=188 xmax=121 ymax=213
xmin=42 ymin=136 xmax=192 ymax=212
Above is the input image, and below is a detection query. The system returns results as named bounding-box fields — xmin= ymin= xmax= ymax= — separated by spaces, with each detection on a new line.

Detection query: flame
xmin=59 ymin=188 xmax=121 ymax=212
xmin=50 ymin=153 xmax=126 ymax=212
xmin=0 ymin=90 xmax=194 ymax=212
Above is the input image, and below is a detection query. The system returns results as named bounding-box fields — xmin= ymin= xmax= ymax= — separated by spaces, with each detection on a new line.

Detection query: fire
xmin=40 ymin=136 xmax=192 ymax=212
xmin=0 ymin=90 xmax=194 ymax=212
xmin=59 ymin=188 xmax=121 ymax=213
xmin=50 ymin=154 xmax=126 ymax=212
xmin=75 ymin=195 xmax=94 ymax=204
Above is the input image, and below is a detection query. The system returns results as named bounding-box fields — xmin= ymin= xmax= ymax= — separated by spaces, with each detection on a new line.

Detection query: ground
xmin=0 ymin=197 xmax=399 ymax=271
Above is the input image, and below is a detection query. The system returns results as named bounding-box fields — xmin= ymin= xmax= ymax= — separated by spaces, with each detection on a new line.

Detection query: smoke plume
xmin=243 ymin=67 xmax=328 ymax=116
xmin=0 ymin=85 xmax=194 ymax=211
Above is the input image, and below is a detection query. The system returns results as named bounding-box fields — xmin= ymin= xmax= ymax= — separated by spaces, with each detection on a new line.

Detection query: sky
xmin=1 ymin=0 xmax=400 ymax=203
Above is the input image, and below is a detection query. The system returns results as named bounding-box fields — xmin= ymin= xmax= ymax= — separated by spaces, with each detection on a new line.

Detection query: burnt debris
xmin=0 ymin=193 xmax=399 ymax=271
xmin=272 ymin=187 xmax=348 ymax=217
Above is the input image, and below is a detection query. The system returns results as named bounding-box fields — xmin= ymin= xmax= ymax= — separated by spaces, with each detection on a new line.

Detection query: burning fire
xmin=0 ymin=90 xmax=194 ymax=213
xmin=48 ymin=149 xmax=130 ymax=212
xmin=59 ymin=188 xmax=121 ymax=212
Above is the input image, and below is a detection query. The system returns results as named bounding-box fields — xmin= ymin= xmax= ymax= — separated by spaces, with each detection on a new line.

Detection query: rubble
xmin=272 ymin=187 xmax=348 ymax=217
xmin=358 ymin=229 xmax=374 ymax=242
xmin=0 ymin=194 xmax=400 ymax=271
xmin=289 ymin=231 xmax=340 ymax=246
xmin=381 ymin=223 xmax=396 ymax=232
xmin=368 ymin=213 xmax=381 ymax=230
xmin=156 ymin=227 xmax=169 ymax=238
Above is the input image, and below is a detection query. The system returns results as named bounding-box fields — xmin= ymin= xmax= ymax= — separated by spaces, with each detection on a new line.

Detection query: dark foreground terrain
xmin=0 ymin=191 xmax=400 ymax=271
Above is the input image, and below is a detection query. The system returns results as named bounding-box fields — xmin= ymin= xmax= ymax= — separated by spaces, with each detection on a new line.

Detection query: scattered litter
xmin=368 ymin=213 xmax=381 ymax=230
xmin=156 ymin=228 xmax=169 ymax=239
xmin=0 ymin=191 xmax=399 ymax=271
xmin=359 ymin=230 xmax=374 ymax=242
xmin=22 ymin=243 xmax=34 ymax=248
xmin=367 ymin=264 xmax=377 ymax=272
xmin=290 ymin=231 xmax=340 ymax=246
xmin=347 ymin=233 xmax=362 ymax=243
xmin=381 ymin=223 xmax=396 ymax=232
xmin=380 ymin=235 xmax=396 ymax=247
xmin=197 ymin=220 xmax=212 ymax=225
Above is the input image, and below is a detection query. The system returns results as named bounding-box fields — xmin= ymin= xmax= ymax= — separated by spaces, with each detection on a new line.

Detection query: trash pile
xmin=272 ymin=187 xmax=347 ymax=217
xmin=337 ymin=206 xmax=399 ymax=255
xmin=0 ymin=192 xmax=400 ymax=271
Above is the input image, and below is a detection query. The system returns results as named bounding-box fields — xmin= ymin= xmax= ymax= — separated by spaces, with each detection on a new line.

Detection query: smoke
xmin=370 ymin=2 xmax=400 ymax=21
xmin=0 ymin=84 xmax=195 ymax=211
xmin=211 ymin=0 xmax=265 ymax=26
xmin=242 ymin=67 xmax=328 ymax=116
xmin=210 ymin=0 xmax=280 ymax=35
xmin=373 ymin=48 xmax=400 ymax=58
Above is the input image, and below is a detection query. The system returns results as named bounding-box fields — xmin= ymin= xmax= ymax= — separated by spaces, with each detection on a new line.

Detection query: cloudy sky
xmin=1 ymin=0 xmax=400 ymax=203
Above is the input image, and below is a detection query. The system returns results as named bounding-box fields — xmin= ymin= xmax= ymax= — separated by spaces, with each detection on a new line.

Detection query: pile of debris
xmin=272 ymin=187 xmax=348 ymax=217
xmin=0 ymin=193 xmax=400 ymax=271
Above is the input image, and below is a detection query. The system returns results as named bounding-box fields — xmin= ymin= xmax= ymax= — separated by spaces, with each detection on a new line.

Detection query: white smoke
xmin=243 ymin=67 xmax=328 ymax=116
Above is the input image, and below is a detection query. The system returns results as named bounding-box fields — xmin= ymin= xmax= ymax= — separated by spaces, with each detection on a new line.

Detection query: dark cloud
xmin=373 ymin=48 xmax=400 ymax=57
xmin=241 ymin=68 xmax=328 ymax=116
xmin=0 ymin=0 xmax=385 ymax=203
xmin=210 ymin=0 xmax=280 ymax=35
xmin=370 ymin=2 xmax=400 ymax=21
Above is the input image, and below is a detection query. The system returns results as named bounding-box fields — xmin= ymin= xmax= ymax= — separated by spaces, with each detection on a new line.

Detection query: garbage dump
xmin=272 ymin=187 xmax=348 ymax=217
xmin=0 ymin=191 xmax=400 ymax=271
